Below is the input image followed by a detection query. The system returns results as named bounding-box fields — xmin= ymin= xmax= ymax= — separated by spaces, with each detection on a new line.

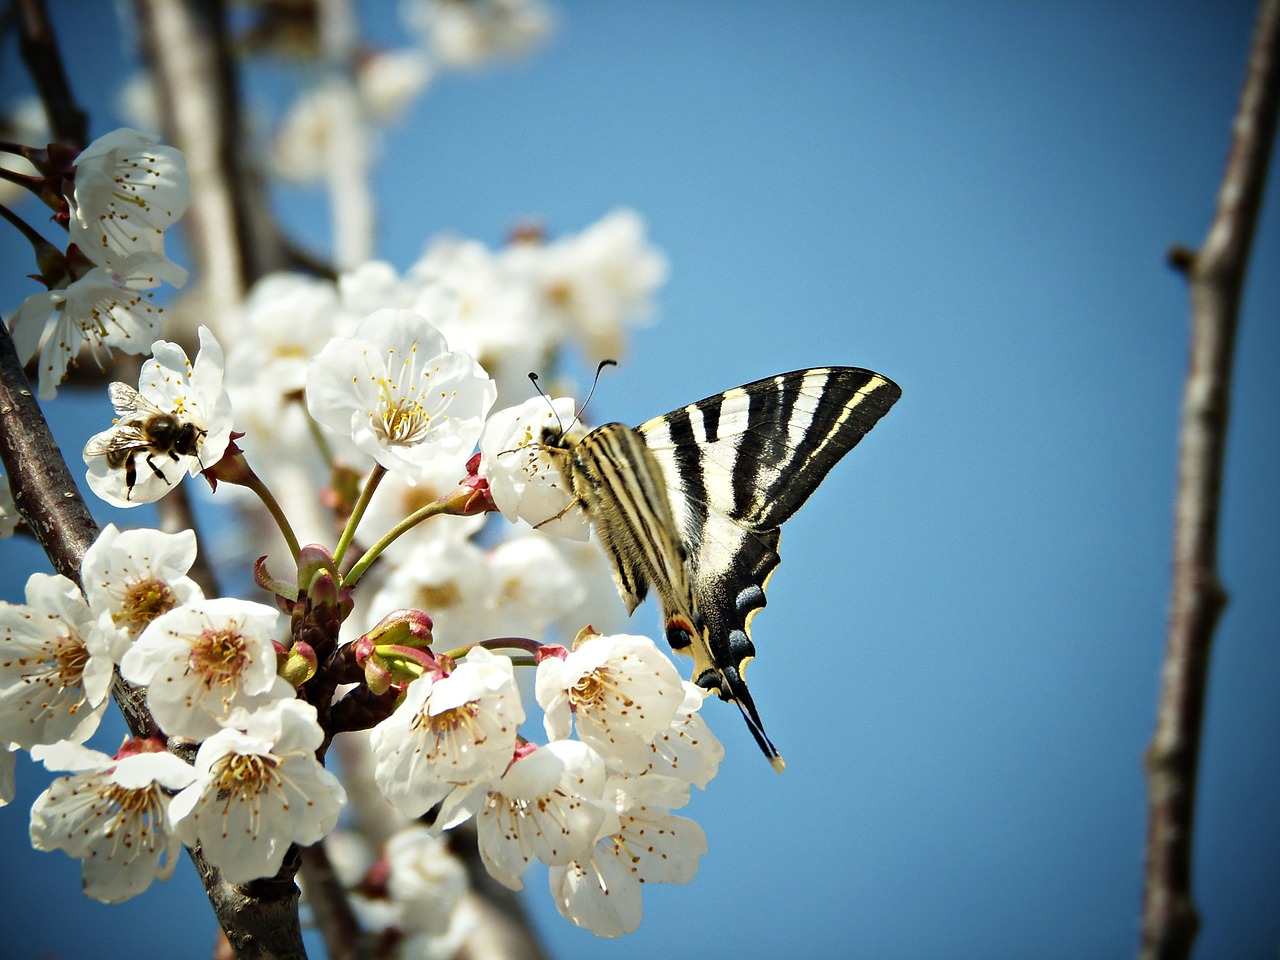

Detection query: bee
xmin=84 ymin=383 xmax=208 ymax=501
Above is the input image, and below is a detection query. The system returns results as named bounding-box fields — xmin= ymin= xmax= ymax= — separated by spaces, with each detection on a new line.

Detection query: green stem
xmin=333 ymin=463 xmax=385 ymax=570
xmin=242 ymin=469 xmax=302 ymax=563
xmin=304 ymin=401 xmax=337 ymax=471
xmin=342 ymin=488 xmax=467 ymax=590
xmin=0 ymin=201 xmax=63 ymax=257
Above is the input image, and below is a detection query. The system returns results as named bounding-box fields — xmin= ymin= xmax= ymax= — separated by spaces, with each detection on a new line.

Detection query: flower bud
xmin=282 ymin=640 xmax=319 ymax=686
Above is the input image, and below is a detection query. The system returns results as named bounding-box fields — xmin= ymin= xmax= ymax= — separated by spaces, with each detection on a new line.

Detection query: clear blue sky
xmin=2 ymin=3 xmax=1278 ymax=959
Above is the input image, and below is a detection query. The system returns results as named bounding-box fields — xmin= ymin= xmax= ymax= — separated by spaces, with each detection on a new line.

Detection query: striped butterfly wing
xmin=637 ymin=367 xmax=902 ymax=768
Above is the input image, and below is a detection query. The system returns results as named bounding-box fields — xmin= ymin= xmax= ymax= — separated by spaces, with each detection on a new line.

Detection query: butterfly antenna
xmin=527 ymin=371 xmax=567 ymax=437
xmin=565 ymin=359 xmax=617 ymax=435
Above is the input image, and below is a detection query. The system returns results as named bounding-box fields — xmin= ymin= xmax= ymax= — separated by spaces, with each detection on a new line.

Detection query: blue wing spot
xmin=728 ymin=629 xmax=756 ymax=662
xmin=736 ymin=583 xmax=766 ymax=615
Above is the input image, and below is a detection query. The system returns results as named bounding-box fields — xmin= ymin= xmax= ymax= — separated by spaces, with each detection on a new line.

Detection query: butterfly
xmin=542 ymin=367 xmax=900 ymax=771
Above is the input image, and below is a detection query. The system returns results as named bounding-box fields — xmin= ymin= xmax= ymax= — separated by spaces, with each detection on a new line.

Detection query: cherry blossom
xmin=28 ymin=739 xmax=197 ymax=902
xmin=0 ymin=573 xmax=113 ymax=750
xmin=536 ymin=633 xmax=685 ymax=774
xmin=119 ymin=597 xmax=291 ymax=741
xmin=168 ymin=699 xmax=346 ymax=883
xmin=305 ymin=308 xmax=496 ymax=483
xmin=80 ymin=524 xmax=203 ymax=660
xmin=67 ymin=127 xmax=191 ymax=273
xmin=645 ymin=682 xmax=725 ymax=789
xmin=478 ymin=395 xmax=588 ymax=540
xmin=370 ymin=645 xmax=524 ymax=818
xmin=84 ymin=326 xmax=234 ymax=507
xmin=404 ymin=0 xmax=554 ymax=69
xmin=8 ymin=253 xmax=187 ymax=401
xmin=548 ymin=777 xmax=707 ymax=937
xmin=440 ymin=739 xmax=610 ymax=891
xmin=504 ymin=208 xmax=668 ymax=361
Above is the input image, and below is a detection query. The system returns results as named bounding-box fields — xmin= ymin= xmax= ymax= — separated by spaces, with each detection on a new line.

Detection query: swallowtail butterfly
xmin=544 ymin=367 xmax=900 ymax=771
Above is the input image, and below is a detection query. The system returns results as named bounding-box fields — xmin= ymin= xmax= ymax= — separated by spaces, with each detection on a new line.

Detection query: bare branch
xmin=15 ymin=0 xmax=87 ymax=148
xmin=317 ymin=0 xmax=376 ymax=269
xmin=1140 ymin=2 xmax=1280 ymax=958
xmin=132 ymin=0 xmax=289 ymax=322
xmin=0 ymin=323 xmax=98 ymax=583
xmin=298 ymin=842 xmax=369 ymax=960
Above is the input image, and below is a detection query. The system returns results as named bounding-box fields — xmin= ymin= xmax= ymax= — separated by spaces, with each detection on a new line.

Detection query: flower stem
xmin=303 ymin=399 xmax=337 ymax=471
xmin=333 ymin=463 xmax=385 ymax=571
xmin=242 ymin=468 xmax=302 ymax=564
xmin=342 ymin=486 xmax=469 ymax=589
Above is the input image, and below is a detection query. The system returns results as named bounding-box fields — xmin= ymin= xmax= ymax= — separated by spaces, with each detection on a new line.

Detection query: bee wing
xmin=84 ymin=423 xmax=149 ymax=458
xmin=108 ymin=382 xmax=164 ymax=417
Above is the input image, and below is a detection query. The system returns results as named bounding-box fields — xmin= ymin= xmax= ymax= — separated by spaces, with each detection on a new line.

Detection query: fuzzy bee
xmin=84 ymin=383 xmax=208 ymax=501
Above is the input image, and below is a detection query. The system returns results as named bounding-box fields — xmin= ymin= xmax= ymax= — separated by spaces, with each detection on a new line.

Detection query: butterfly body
xmin=547 ymin=367 xmax=901 ymax=770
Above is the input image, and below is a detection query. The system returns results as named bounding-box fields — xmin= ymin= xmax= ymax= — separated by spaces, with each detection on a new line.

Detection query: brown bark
xmin=1140 ymin=2 xmax=1280 ymax=958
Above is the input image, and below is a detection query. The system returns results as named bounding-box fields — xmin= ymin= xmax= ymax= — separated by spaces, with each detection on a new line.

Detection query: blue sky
xmin=2 ymin=3 xmax=1278 ymax=959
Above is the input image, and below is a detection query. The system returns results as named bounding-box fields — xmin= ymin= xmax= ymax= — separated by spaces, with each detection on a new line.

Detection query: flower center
xmin=570 ymin=667 xmax=624 ymax=711
xmin=117 ymin=577 xmax=178 ymax=633
xmin=101 ymin=781 xmax=166 ymax=823
xmin=415 ymin=582 xmax=462 ymax=612
xmin=53 ymin=634 xmax=90 ymax=686
xmin=190 ymin=628 xmax=248 ymax=689
xmin=420 ymin=700 xmax=487 ymax=755
xmin=214 ymin=752 xmax=280 ymax=798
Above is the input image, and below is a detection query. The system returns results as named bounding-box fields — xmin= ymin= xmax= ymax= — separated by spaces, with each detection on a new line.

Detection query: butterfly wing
xmin=639 ymin=367 xmax=901 ymax=767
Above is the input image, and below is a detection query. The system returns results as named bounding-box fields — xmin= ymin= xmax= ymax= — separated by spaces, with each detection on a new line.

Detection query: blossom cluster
xmin=5 ymin=128 xmax=190 ymax=400
xmin=2 ymin=87 xmax=701 ymax=949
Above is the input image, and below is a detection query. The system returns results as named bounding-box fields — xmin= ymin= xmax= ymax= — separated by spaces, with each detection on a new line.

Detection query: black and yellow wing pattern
xmin=551 ymin=367 xmax=901 ymax=771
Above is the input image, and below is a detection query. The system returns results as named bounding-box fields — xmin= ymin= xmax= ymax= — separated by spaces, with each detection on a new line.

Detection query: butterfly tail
xmin=711 ymin=660 xmax=787 ymax=774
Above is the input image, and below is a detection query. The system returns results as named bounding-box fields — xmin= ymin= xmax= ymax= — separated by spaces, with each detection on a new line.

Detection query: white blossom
xmin=385 ymin=826 xmax=469 ymax=938
xmin=645 ymin=682 xmax=724 ymax=789
xmin=0 ymin=743 xmax=15 ymax=806
xmin=68 ymin=127 xmax=190 ymax=273
xmin=84 ymin=326 xmax=234 ymax=507
xmin=537 ymin=634 xmax=684 ymax=774
xmin=478 ymin=396 xmax=588 ymax=540
xmin=28 ymin=739 xmax=197 ymax=902
xmin=549 ymin=781 xmax=707 ymax=937
xmin=370 ymin=646 xmax=523 ymax=818
xmin=81 ymin=524 xmax=203 ymax=660
xmin=441 ymin=739 xmax=610 ymax=891
xmin=119 ymin=597 xmax=290 ymax=741
xmin=405 ymin=0 xmax=553 ymax=69
xmin=0 ymin=573 xmax=112 ymax=749
xmin=478 ymin=530 xmax=585 ymax=638
xmin=504 ymin=208 xmax=667 ymax=360
xmin=0 ymin=472 xmax=17 ymax=538
xmin=168 ymin=699 xmax=346 ymax=883
xmin=359 ymin=49 xmax=434 ymax=121
xmin=359 ymin=458 xmax=485 ymax=563
xmin=410 ymin=237 xmax=552 ymax=402
xmin=8 ymin=253 xmax=186 ymax=401
xmin=367 ymin=536 xmax=494 ymax=649
xmin=551 ymin=534 xmax=633 ymax=638
xmin=306 ymin=308 xmax=496 ymax=483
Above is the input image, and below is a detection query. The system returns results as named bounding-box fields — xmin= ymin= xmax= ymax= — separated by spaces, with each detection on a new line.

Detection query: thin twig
xmin=317 ymin=0 xmax=375 ymax=270
xmin=132 ymin=0 xmax=290 ymax=322
xmin=15 ymin=0 xmax=87 ymax=148
xmin=1140 ymin=2 xmax=1280 ymax=958
xmin=298 ymin=843 xmax=369 ymax=960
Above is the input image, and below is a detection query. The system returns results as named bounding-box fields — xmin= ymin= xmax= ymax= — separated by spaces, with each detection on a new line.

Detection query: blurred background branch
xmin=1142 ymin=1 xmax=1280 ymax=958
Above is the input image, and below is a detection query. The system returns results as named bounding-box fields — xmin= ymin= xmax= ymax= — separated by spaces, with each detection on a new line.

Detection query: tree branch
xmin=132 ymin=0 xmax=289 ymax=322
xmin=15 ymin=0 xmax=87 ymax=148
xmin=1140 ymin=2 xmax=1280 ymax=958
